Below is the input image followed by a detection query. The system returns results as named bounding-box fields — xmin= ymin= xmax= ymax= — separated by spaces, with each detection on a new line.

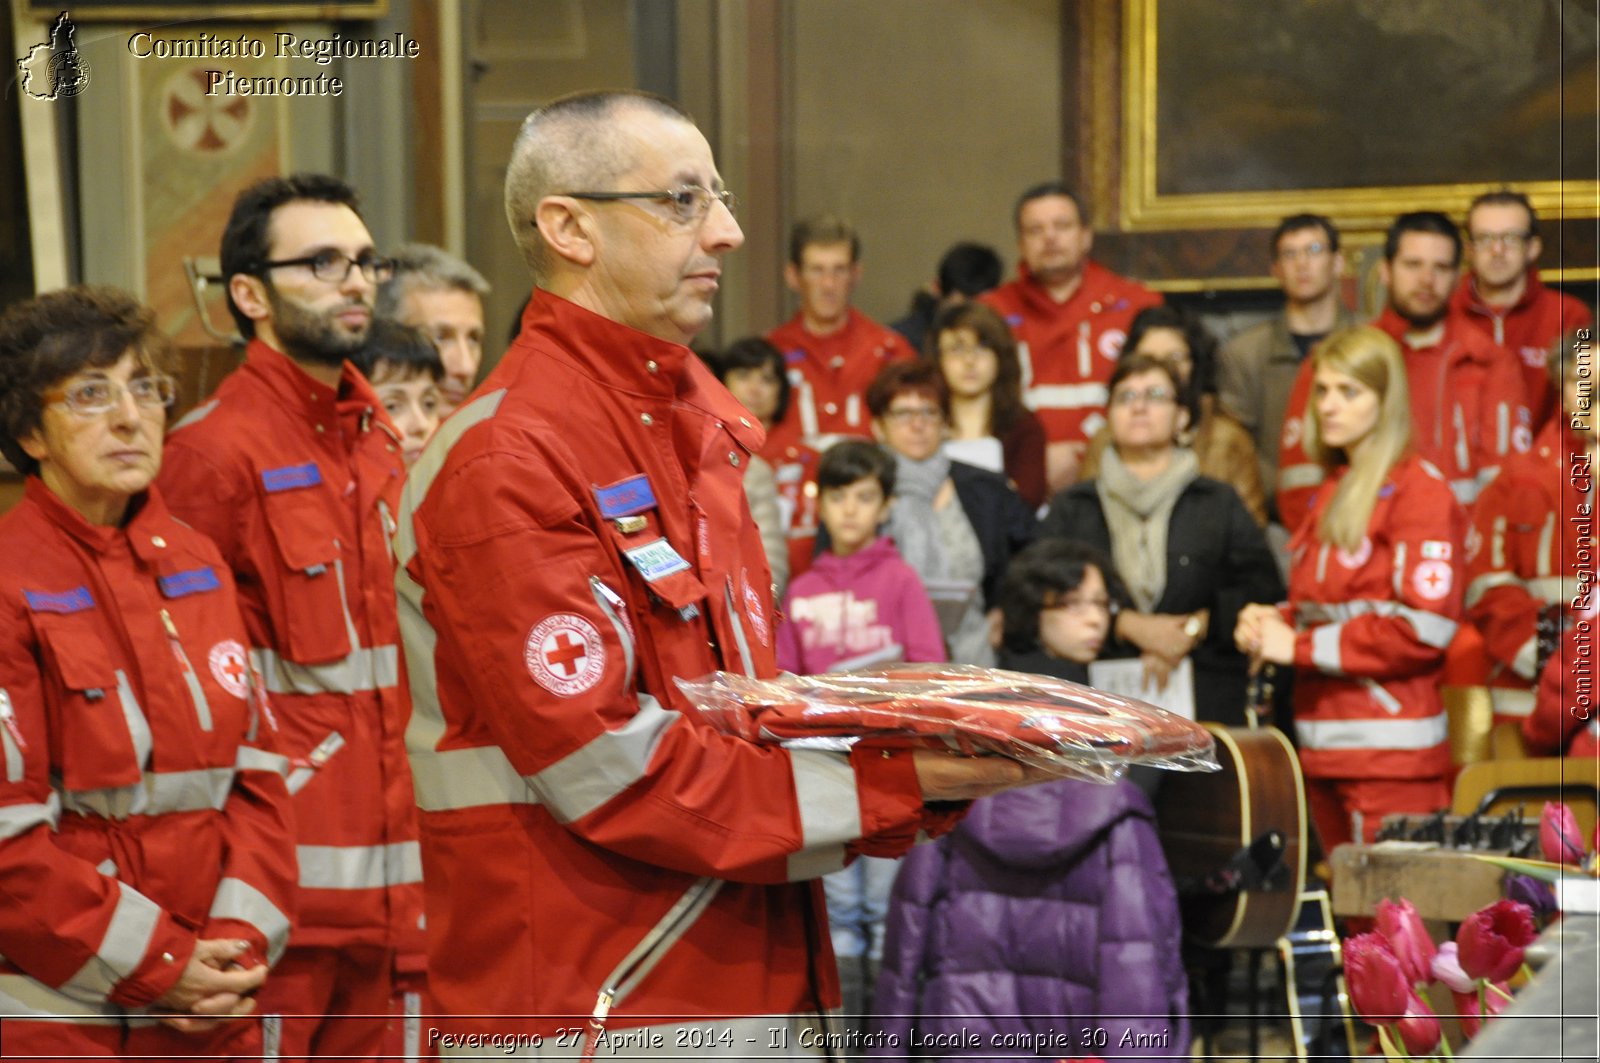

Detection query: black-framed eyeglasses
xmin=257 ymin=248 xmax=396 ymax=284
xmin=562 ymin=185 xmax=739 ymax=223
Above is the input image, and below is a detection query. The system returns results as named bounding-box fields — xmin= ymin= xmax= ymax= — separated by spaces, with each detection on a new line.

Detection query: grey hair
xmin=376 ymin=243 xmax=491 ymax=318
xmin=503 ymin=90 xmax=694 ymax=281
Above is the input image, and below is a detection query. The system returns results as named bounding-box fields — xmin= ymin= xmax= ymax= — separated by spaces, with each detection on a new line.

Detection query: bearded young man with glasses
xmin=1450 ymin=189 xmax=1592 ymax=431
xmin=156 ymin=173 xmax=424 ymax=1061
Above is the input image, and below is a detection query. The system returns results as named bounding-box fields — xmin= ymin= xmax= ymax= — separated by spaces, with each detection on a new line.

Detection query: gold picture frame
xmin=1119 ymin=0 xmax=1600 ymax=234
xmin=25 ymin=2 xmax=387 ymax=20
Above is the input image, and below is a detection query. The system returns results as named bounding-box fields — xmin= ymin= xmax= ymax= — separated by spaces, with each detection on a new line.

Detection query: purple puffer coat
xmin=870 ymin=779 xmax=1189 ymax=1060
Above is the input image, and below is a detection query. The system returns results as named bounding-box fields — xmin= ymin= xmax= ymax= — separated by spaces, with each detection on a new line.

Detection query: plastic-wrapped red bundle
xmin=676 ymin=663 xmax=1219 ymax=782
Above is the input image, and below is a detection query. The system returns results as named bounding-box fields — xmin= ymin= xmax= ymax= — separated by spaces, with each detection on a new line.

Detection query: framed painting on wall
xmin=1120 ymin=0 xmax=1600 ymax=233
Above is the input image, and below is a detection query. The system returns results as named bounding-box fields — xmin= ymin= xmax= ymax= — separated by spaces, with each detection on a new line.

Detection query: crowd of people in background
xmin=0 ymin=81 xmax=1593 ymax=1060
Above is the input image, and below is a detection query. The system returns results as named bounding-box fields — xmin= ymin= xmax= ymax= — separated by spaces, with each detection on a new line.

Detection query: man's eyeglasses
xmin=562 ymin=185 xmax=739 ymax=224
xmin=1469 ymin=232 xmax=1533 ymax=250
xmin=1044 ymin=596 xmax=1117 ymax=617
xmin=883 ymin=405 xmax=943 ymax=424
xmin=1110 ymin=386 xmax=1175 ymax=408
xmin=44 ymin=374 xmax=176 ymax=417
xmin=1275 ymin=241 xmax=1330 ymax=263
xmin=258 ymin=249 xmax=396 ymax=285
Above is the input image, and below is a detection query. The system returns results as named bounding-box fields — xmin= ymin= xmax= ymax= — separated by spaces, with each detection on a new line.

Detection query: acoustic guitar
xmin=1157 ymin=721 xmax=1308 ymax=948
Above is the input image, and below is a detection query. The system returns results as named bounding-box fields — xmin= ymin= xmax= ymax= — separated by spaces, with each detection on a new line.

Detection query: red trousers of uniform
xmin=257 ymin=944 xmax=394 ymax=1061
xmin=1306 ymin=775 xmax=1452 ymax=851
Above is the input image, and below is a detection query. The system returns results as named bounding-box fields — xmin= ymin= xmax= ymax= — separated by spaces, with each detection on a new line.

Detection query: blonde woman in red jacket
xmin=1236 ymin=326 xmax=1466 ymax=851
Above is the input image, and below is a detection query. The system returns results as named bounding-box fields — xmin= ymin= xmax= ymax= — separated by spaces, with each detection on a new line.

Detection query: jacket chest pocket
xmin=602 ymin=517 xmax=710 ymax=687
xmin=259 ymin=486 xmax=355 ymax=666
xmin=33 ymin=615 xmax=149 ymax=791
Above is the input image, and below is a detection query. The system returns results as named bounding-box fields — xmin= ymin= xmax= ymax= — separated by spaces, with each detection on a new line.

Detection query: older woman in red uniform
xmin=0 ymin=287 xmax=296 ymax=1059
xmin=1236 ymin=326 xmax=1465 ymax=850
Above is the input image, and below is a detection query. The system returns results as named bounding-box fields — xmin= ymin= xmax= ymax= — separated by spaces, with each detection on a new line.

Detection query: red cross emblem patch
xmin=208 ymin=640 xmax=250 ymax=699
xmin=524 ymin=614 xmax=606 ymax=697
xmin=1412 ymin=559 xmax=1452 ymax=601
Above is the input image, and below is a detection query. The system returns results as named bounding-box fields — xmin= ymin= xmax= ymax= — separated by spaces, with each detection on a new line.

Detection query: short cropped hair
xmin=1468 ymin=189 xmax=1537 ymax=235
xmin=1013 ymin=181 xmax=1086 ymax=231
xmin=712 ymin=336 xmax=790 ymax=425
xmin=376 ymin=243 xmax=491 ymax=320
xmin=0 ymin=286 xmax=171 ymax=475
xmin=999 ymin=538 xmax=1127 ymax=655
xmin=1384 ymin=211 xmax=1462 ymax=267
xmin=1271 ymin=213 xmax=1340 ymax=256
xmin=353 ymin=318 xmax=444 ymax=384
xmin=936 ymin=242 xmax=1003 ymax=299
xmin=1124 ymin=304 xmax=1219 ymax=399
xmin=788 ymin=215 xmax=860 ymax=267
xmin=221 ymin=173 xmax=363 ymax=338
xmin=504 ymin=90 xmax=694 ymax=280
xmin=866 ymin=359 xmax=950 ymax=421
xmin=817 ymin=438 xmax=895 ymax=496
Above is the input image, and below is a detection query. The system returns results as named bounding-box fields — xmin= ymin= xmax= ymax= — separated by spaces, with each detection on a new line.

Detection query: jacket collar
xmin=23 ymin=474 xmax=174 ymax=561
xmin=1372 ymin=308 xmax=1492 ymax=365
xmin=1453 ymin=271 xmax=1548 ymax=318
xmin=1014 ymin=260 xmax=1119 ymax=312
xmin=241 ymin=338 xmax=396 ymax=445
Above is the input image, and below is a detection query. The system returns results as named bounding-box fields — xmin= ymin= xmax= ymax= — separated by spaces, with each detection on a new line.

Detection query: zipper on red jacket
xmin=0 ymin=688 xmax=25 ymax=782
xmin=160 ymin=607 xmax=214 ymax=731
xmin=589 ymin=577 xmax=636 ymax=682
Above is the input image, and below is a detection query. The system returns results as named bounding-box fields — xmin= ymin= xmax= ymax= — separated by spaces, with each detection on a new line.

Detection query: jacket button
xmin=729 ymin=452 xmax=741 ymax=467
xmin=739 ymin=417 xmax=752 ymax=428
xmin=640 ymin=413 xmax=653 ymax=426
xmin=161 ymin=951 xmax=175 ymax=963
xmin=646 ymin=360 xmax=658 ymax=374
xmin=151 ymin=536 xmax=166 ymax=548
xmin=824 ymin=402 xmax=838 ymax=415
xmin=315 ymin=424 xmax=325 ymax=433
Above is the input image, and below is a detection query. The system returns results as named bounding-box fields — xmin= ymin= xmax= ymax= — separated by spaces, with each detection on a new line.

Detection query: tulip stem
xmin=1488 ymin=982 xmax=1517 ymax=1002
xmin=1439 ymin=1033 xmax=1456 ymax=1059
xmin=1376 ymin=1024 xmax=1413 ymax=1063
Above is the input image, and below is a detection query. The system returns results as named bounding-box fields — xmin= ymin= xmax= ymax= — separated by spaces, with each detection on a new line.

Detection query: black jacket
xmin=1038 ymin=476 xmax=1284 ymax=725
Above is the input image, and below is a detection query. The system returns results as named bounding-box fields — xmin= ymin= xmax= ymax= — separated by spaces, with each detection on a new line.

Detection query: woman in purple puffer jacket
xmin=870 ymin=540 xmax=1190 ymax=1060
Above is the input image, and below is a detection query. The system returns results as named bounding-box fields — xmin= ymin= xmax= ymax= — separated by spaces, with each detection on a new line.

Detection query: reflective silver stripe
xmin=60 ymin=766 xmax=235 ymax=819
xmin=411 ymin=744 xmax=539 ymax=812
xmin=1363 ymin=678 xmax=1404 ymax=715
xmin=1392 ymin=541 xmax=1408 ymax=598
xmin=1077 ymin=321 xmax=1092 ymax=378
xmin=529 ymin=695 xmax=680 ymax=824
xmin=297 ymin=841 xmax=422 ymax=891
xmin=1016 ymin=339 xmax=1033 ymax=392
xmin=263 ymin=1013 xmax=282 ymax=1059
xmin=1466 ymin=570 xmax=1519 ymax=608
xmin=786 ymin=750 xmax=856 ymax=881
xmin=1536 ymin=513 xmax=1556 ymax=577
xmin=1278 ymin=464 xmax=1325 ymax=490
xmin=1526 ymin=575 xmax=1575 ymax=604
xmin=590 ymin=578 xmax=635 ymax=683
xmin=0 ymin=794 xmax=59 ymax=839
xmin=285 ymin=731 xmax=346 ymax=795
xmin=600 ymin=877 xmax=723 ymax=1007
xmin=1490 ymin=687 xmax=1537 ymax=718
xmin=1315 ymin=542 xmax=1329 ymax=584
xmin=165 ymin=622 xmax=213 ymax=732
xmin=1453 ymin=405 xmax=1470 ymax=473
xmin=1025 ymin=382 xmax=1108 ymax=411
xmin=1497 ymin=402 xmax=1509 ymax=456
xmin=1513 ymin=635 xmax=1540 ymax=680
xmin=403 ymin=991 xmax=422 ymax=1058
xmin=209 ymin=877 xmax=292 ymax=964
xmin=0 ymin=688 xmax=21 ymax=783
xmin=1491 ymin=515 xmax=1507 ymax=570
xmin=249 ymin=643 xmax=400 ymax=696
xmin=236 ymin=745 xmax=291 ymax=776
xmin=1450 ymin=478 xmax=1479 ymax=506
xmin=0 ymin=973 xmax=124 ymax=1023
xmin=795 ymin=377 xmax=819 ymax=440
xmin=114 ymin=669 xmax=153 ymax=769
xmin=1296 ymin=599 xmax=1457 ymax=649
xmin=170 ymin=399 xmax=219 ymax=431
xmin=845 ymin=393 xmax=861 ymax=428
xmin=1310 ymin=623 xmax=1343 ymax=674
xmin=1295 ymin=713 xmax=1449 ymax=751
xmin=64 ymin=881 xmax=163 ymax=1000
xmin=724 ymin=582 xmax=757 ymax=678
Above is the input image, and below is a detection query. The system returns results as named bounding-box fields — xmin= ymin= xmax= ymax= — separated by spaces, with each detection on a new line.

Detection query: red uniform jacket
xmin=157 ymin=340 xmax=421 ymax=952
xmin=980 ymin=261 xmax=1162 ymax=445
xmin=766 ymin=308 xmax=913 ymax=441
xmin=1276 ymin=312 xmax=1531 ymax=532
xmin=1524 ymin=626 xmax=1600 ymax=757
xmin=0 ymin=481 xmax=295 ymax=1031
xmin=397 ymin=292 xmax=960 ymax=1040
xmin=757 ymin=437 xmax=822 ymax=585
xmin=1285 ymin=457 xmax=1465 ymax=780
xmin=1451 ymin=273 xmax=1591 ymax=431
xmin=1465 ymin=423 xmax=1594 ymax=722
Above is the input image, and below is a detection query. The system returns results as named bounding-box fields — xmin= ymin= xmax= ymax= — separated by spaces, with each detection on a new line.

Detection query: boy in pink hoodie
xmin=775 ymin=439 xmax=946 ymax=1028
xmin=777 ymin=440 xmax=946 ymax=672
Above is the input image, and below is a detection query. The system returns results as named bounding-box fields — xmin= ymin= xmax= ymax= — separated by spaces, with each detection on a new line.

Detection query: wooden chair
xmin=1451 ymin=757 xmax=1600 ymax=838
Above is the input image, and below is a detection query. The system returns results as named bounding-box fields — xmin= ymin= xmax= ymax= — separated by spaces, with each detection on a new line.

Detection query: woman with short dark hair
xmin=0 ymin=286 xmax=296 ymax=1059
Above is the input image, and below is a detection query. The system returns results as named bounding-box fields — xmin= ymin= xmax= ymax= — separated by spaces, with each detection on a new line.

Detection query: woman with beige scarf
xmin=1038 ymin=353 xmax=1282 ymax=725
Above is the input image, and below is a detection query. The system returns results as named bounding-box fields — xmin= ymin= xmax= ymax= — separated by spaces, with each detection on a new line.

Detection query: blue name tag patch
xmin=623 ymin=538 xmax=692 ymax=583
xmin=594 ymin=475 xmax=657 ymax=520
xmin=159 ymin=567 xmax=221 ymax=599
xmin=24 ymin=586 xmax=95 ymax=614
xmin=261 ymin=463 xmax=322 ymax=492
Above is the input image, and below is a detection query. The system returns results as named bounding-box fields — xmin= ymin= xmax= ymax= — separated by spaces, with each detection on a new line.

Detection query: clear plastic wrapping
xmin=676 ymin=663 xmax=1220 ymax=782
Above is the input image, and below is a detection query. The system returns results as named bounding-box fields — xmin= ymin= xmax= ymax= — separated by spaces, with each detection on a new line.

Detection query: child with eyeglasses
xmin=871 ymin=536 xmax=1191 ymax=1056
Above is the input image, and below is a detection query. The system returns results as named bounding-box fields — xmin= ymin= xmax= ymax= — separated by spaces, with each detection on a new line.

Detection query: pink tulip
xmin=1344 ymin=932 xmax=1410 ymax=1021
xmin=1431 ymin=941 xmax=1476 ymax=993
xmin=1457 ymin=900 xmax=1537 ymax=983
xmin=1540 ymin=801 xmax=1586 ymax=865
xmin=1451 ymin=980 xmax=1512 ymax=1038
xmin=1394 ymin=992 xmax=1442 ymax=1055
xmin=1376 ymin=897 xmax=1437 ymax=986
